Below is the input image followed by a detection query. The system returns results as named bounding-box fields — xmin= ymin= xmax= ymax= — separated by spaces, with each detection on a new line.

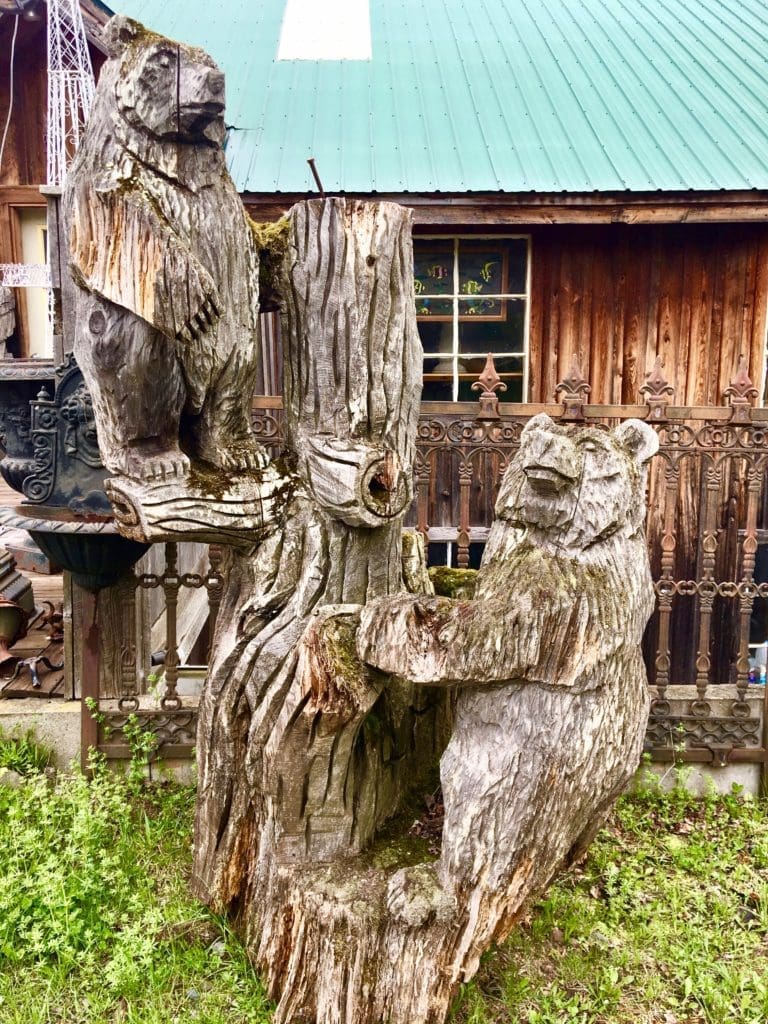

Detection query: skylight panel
xmin=277 ymin=0 xmax=372 ymax=60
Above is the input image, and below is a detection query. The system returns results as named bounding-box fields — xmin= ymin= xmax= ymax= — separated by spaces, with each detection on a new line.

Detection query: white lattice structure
xmin=47 ymin=0 xmax=95 ymax=187
xmin=0 ymin=263 xmax=52 ymax=288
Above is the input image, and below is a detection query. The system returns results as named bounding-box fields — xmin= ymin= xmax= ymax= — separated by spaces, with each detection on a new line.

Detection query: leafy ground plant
xmin=1 ymin=756 xmax=766 ymax=1024
xmin=0 ymin=758 xmax=272 ymax=1024
xmin=0 ymin=725 xmax=52 ymax=775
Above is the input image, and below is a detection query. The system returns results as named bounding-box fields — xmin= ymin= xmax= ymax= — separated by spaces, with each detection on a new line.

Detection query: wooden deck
xmin=0 ymin=478 xmax=66 ymax=698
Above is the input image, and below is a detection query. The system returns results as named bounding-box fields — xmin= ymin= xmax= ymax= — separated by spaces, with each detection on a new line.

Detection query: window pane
xmin=458 ymin=297 xmax=525 ymax=354
xmin=417 ymin=318 xmax=454 ymax=354
xmin=456 ymin=355 xmax=524 ymax=402
xmin=422 ymin=355 xmax=454 ymax=401
xmin=414 ymin=241 xmax=454 ymax=297
xmin=415 ymin=297 xmax=453 ymax=319
xmin=458 ymin=238 xmax=527 ymax=296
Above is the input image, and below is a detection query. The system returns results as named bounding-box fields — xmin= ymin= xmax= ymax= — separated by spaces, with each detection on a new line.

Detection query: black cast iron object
xmin=18 ymin=354 xmax=110 ymax=515
xmin=0 ymin=354 xmax=144 ymax=590
xmin=0 ymin=507 xmax=149 ymax=592
xmin=0 ymin=360 xmax=56 ymax=492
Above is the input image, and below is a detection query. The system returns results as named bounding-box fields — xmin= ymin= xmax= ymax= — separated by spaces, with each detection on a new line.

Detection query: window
xmin=413 ymin=235 xmax=530 ymax=402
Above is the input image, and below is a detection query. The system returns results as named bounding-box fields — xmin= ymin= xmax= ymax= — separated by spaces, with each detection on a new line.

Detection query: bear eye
xmin=157 ymin=50 xmax=174 ymax=69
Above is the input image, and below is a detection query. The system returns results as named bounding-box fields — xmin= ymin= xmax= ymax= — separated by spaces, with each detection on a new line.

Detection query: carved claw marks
xmin=176 ymin=295 xmax=221 ymax=344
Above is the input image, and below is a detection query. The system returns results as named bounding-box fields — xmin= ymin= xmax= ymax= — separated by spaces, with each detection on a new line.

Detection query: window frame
xmin=413 ymin=232 xmax=532 ymax=403
xmin=0 ymin=193 xmax=49 ymax=359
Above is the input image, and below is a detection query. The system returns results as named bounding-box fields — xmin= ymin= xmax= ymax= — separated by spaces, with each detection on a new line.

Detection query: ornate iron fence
xmin=91 ymin=543 xmax=223 ymax=763
xmin=97 ymin=356 xmax=768 ymax=789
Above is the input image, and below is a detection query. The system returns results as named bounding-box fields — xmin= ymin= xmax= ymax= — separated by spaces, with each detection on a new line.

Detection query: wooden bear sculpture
xmin=63 ymin=15 xmax=264 ymax=486
xmin=353 ymin=412 xmax=659 ymax=1022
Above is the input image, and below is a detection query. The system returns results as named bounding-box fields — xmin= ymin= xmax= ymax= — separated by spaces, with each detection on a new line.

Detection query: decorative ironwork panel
xmin=108 ymin=359 xmax=768 ymax=771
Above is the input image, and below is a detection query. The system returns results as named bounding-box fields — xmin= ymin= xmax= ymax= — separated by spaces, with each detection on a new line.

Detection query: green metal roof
xmin=111 ymin=0 xmax=768 ymax=194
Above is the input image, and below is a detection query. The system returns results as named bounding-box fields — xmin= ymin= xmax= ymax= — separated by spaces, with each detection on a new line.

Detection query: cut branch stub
xmin=104 ymin=463 xmax=290 ymax=546
xmin=555 ymin=361 xmax=591 ymax=420
xmin=280 ymin=197 xmax=422 ymax=527
xmin=640 ymin=356 xmax=675 ymax=422
xmin=724 ymin=355 xmax=758 ymax=423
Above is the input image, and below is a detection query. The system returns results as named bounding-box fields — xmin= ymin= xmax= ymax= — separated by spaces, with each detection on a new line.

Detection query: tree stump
xmin=191 ymin=202 xmax=453 ymax=1003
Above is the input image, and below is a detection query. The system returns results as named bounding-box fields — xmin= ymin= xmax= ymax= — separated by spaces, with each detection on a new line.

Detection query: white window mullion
xmin=452 ymin=237 xmax=460 ymax=402
xmin=523 ymin=235 xmax=532 ymax=402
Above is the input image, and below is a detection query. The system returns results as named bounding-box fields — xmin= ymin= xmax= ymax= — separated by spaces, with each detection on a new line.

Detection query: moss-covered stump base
xmin=428 ymin=566 xmax=478 ymax=599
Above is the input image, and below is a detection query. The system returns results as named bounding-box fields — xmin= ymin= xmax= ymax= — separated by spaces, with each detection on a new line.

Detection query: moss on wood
xmin=428 ymin=566 xmax=478 ymax=599
xmin=249 ymin=216 xmax=290 ymax=310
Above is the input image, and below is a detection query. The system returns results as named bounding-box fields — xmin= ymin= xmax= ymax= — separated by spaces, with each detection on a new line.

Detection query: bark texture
xmin=191 ymin=200 xmax=452 ymax=980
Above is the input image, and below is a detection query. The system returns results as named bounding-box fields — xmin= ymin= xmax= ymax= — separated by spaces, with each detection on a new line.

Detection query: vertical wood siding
xmin=528 ymin=224 xmax=768 ymax=405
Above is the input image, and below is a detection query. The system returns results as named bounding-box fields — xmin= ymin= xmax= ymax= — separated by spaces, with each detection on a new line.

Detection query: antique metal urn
xmin=0 ymin=353 xmax=148 ymax=591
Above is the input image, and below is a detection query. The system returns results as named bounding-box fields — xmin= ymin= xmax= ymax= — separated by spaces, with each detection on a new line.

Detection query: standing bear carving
xmin=63 ymin=16 xmax=264 ymax=483
xmin=357 ymin=413 xmax=660 ymax=1010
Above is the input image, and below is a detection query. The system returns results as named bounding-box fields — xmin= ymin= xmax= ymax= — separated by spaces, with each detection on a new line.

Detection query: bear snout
xmin=179 ymin=65 xmax=225 ymax=114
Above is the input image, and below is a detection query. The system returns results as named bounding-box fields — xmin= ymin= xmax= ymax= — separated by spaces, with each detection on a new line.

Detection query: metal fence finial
xmin=555 ymin=362 xmax=590 ymax=420
xmin=724 ymin=355 xmax=758 ymax=423
xmin=640 ymin=356 xmax=674 ymax=421
xmin=472 ymin=353 xmax=506 ymax=421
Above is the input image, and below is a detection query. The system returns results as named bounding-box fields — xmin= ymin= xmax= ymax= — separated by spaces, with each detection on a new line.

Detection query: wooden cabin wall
xmin=0 ymin=15 xmax=104 ymax=188
xmin=528 ymin=223 xmax=768 ymax=404
xmin=0 ymin=16 xmax=48 ymax=188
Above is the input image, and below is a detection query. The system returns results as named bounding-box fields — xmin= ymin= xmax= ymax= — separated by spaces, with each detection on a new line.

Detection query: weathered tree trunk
xmin=191 ymin=204 xmax=659 ymax=1022
xmin=191 ymin=199 xmax=452 ymax=958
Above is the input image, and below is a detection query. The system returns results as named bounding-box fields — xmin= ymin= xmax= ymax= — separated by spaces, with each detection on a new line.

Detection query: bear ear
xmin=613 ymin=419 xmax=659 ymax=465
xmin=103 ymin=15 xmax=140 ymax=58
xmin=521 ymin=412 xmax=557 ymax=438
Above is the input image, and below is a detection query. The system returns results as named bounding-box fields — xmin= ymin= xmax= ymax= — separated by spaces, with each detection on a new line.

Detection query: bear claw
xmin=114 ymin=448 xmax=191 ymax=484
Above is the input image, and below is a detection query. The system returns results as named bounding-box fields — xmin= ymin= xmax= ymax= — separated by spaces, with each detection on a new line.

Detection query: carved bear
xmin=63 ymin=16 xmax=264 ymax=482
xmin=359 ymin=413 xmax=659 ymax=984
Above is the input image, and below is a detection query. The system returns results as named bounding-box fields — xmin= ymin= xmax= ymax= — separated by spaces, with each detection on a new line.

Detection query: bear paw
xmin=202 ymin=439 xmax=270 ymax=473
xmin=114 ymin=446 xmax=191 ymax=484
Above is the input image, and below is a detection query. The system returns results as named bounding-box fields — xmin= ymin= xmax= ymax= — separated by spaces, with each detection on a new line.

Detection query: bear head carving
xmin=496 ymin=413 xmax=659 ymax=552
xmin=103 ymin=16 xmax=225 ymax=146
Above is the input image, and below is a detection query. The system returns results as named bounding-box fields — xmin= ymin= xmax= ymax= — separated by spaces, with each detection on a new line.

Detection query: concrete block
xmin=644 ymin=684 xmax=765 ymax=796
xmin=638 ymin=761 xmax=761 ymax=797
xmin=0 ymin=698 xmax=80 ymax=770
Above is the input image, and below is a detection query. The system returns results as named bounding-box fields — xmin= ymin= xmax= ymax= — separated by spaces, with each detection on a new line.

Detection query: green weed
xmin=2 ymin=759 xmax=767 ymax=1024
xmin=0 ymin=762 xmax=271 ymax=1023
xmin=0 ymin=726 xmax=52 ymax=775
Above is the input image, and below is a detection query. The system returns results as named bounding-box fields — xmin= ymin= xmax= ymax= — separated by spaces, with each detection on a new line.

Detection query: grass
xmin=0 ymin=726 xmax=53 ymax=776
xmin=0 ymin=744 xmax=766 ymax=1024
xmin=0 ymin=751 xmax=272 ymax=1024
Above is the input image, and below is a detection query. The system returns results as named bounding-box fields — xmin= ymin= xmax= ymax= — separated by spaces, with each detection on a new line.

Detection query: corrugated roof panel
xmin=112 ymin=0 xmax=768 ymax=194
